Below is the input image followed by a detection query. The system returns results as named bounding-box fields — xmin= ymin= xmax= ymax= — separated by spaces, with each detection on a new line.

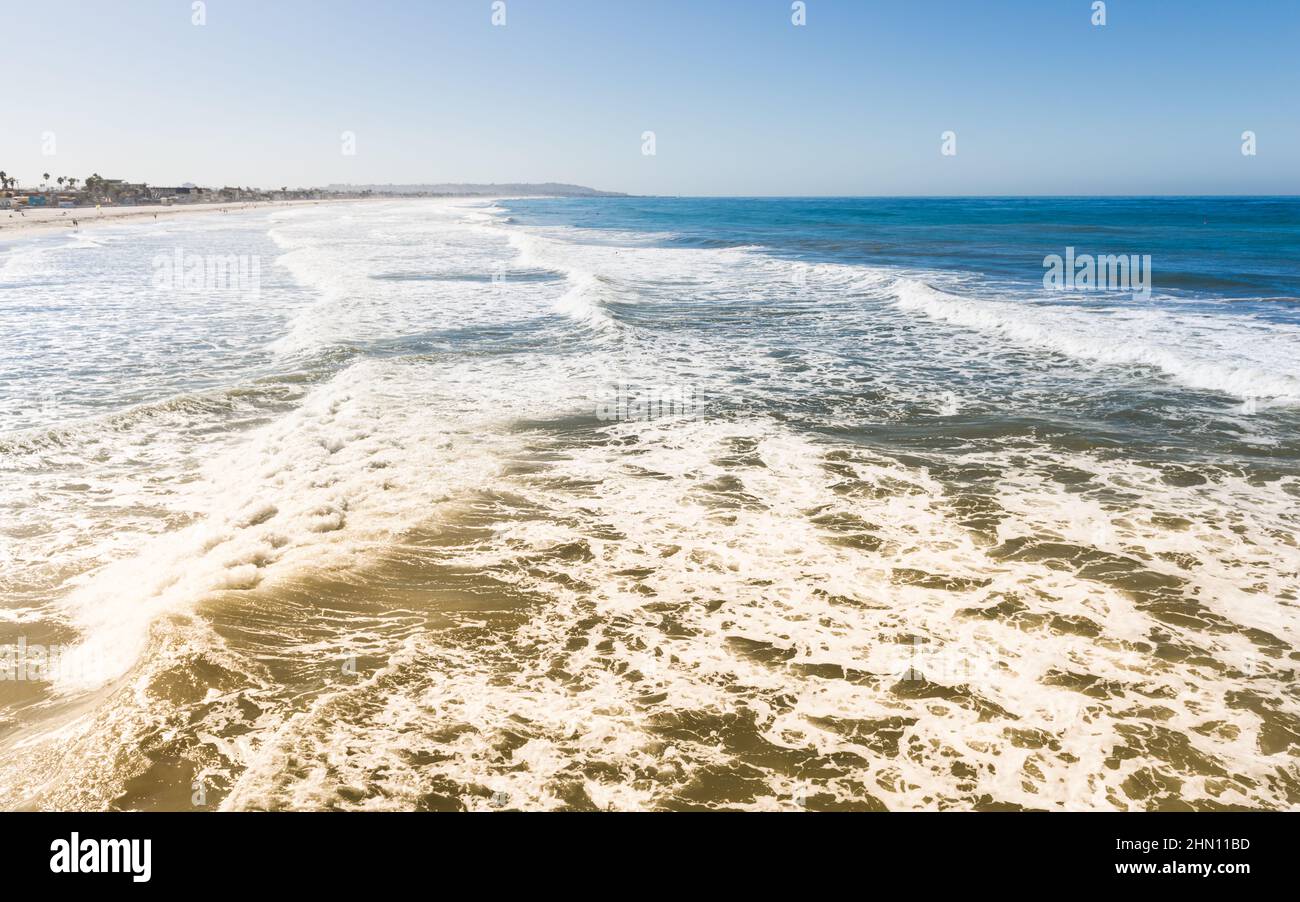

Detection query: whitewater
xmin=0 ymin=197 xmax=1297 ymax=811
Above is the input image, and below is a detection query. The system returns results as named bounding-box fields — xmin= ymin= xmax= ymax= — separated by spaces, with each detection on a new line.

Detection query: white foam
xmin=4 ymin=198 xmax=1298 ymax=812
xmin=211 ymin=415 xmax=1300 ymax=811
xmin=894 ymin=278 xmax=1300 ymax=406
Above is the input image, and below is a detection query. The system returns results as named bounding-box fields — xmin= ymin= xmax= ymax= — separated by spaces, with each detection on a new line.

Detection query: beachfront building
xmin=150 ymin=186 xmax=194 ymax=203
xmin=149 ymin=186 xmax=212 ymax=204
xmin=115 ymin=183 xmax=150 ymax=204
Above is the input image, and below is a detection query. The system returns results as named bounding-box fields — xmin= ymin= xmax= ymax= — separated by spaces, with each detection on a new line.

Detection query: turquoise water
xmin=506 ymin=196 xmax=1300 ymax=302
xmin=502 ymin=196 xmax=1300 ymax=455
xmin=1 ymin=197 xmax=1297 ymax=810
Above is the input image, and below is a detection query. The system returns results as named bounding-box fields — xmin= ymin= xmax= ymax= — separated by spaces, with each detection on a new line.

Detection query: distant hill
xmin=326 ymin=182 xmax=626 ymax=197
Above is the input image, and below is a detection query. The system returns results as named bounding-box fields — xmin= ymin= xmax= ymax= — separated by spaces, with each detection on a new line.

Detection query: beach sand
xmin=0 ymin=198 xmax=371 ymax=237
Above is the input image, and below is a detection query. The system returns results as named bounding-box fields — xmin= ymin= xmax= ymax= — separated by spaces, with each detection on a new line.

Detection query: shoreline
xmin=0 ymin=197 xmax=381 ymax=240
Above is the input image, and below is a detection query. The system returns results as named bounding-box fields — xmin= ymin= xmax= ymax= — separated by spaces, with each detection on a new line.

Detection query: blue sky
xmin=2 ymin=0 xmax=1296 ymax=195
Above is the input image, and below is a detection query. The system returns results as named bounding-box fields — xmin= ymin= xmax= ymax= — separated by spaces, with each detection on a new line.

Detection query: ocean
xmin=1 ymin=196 xmax=1297 ymax=810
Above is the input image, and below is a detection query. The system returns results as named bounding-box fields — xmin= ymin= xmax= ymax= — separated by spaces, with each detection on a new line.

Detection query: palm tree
xmin=42 ymin=172 xmax=50 ymax=191
xmin=57 ymin=176 xmax=65 ymax=192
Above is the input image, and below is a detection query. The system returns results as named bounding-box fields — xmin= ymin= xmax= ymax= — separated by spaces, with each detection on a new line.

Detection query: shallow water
xmin=1 ymin=197 xmax=1297 ymax=810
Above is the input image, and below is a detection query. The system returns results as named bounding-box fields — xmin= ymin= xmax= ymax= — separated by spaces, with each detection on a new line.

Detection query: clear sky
xmin=2 ymin=0 xmax=1296 ymax=195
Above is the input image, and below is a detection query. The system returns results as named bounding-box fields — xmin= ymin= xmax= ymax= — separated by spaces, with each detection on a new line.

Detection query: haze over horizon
xmin=2 ymin=0 xmax=1297 ymax=196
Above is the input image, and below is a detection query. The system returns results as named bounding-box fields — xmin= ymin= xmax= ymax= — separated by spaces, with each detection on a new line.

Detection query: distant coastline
xmin=0 ymin=173 xmax=622 ymax=221
xmin=0 ymin=184 xmax=623 ymax=237
xmin=0 ymin=197 xmax=368 ymax=237
xmin=325 ymin=183 xmax=626 ymax=198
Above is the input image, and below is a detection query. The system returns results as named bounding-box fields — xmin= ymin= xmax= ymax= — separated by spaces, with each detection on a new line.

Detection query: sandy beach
xmin=0 ymin=198 xmax=370 ymax=238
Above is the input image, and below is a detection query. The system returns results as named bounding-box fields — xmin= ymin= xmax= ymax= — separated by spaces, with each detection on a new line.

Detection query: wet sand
xmin=0 ymin=198 xmax=373 ymax=238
